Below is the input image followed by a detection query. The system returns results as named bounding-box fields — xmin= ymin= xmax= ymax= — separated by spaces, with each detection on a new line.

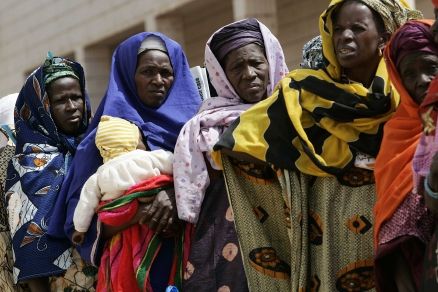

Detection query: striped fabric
xmin=215 ymin=59 xmax=398 ymax=185
xmin=95 ymin=115 xmax=140 ymax=162
xmin=96 ymin=175 xmax=190 ymax=292
xmin=214 ymin=0 xmax=421 ymax=183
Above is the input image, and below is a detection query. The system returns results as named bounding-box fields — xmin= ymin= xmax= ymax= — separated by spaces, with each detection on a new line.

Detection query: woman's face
xmin=47 ymin=77 xmax=84 ymax=136
xmin=432 ymin=8 xmax=438 ymax=44
xmin=135 ymin=50 xmax=174 ymax=108
xmin=223 ymin=43 xmax=270 ymax=103
xmin=332 ymin=1 xmax=383 ymax=73
xmin=399 ymin=52 xmax=438 ymax=104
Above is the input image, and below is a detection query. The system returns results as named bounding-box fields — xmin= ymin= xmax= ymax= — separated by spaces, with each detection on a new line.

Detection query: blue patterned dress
xmin=4 ymin=59 xmax=92 ymax=282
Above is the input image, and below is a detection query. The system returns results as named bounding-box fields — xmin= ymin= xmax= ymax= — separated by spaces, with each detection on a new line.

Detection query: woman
xmin=4 ymin=55 xmax=96 ymax=291
xmin=213 ymin=0 xmax=419 ymax=290
xmin=414 ymin=77 xmax=438 ymax=291
xmin=0 ymin=93 xmax=25 ymax=292
xmin=374 ymin=20 xmax=438 ymax=291
xmin=51 ymin=33 xmax=201 ymax=291
xmin=173 ymin=18 xmax=288 ymax=291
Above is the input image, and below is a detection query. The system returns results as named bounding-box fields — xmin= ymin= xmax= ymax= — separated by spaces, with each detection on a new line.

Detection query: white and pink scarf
xmin=173 ymin=19 xmax=288 ymax=223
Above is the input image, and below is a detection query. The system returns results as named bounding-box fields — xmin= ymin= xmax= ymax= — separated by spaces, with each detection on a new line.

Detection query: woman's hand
xmin=429 ymin=153 xmax=438 ymax=190
xmin=102 ymin=198 xmax=154 ymax=240
xmin=102 ymin=189 xmax=181 ymax=240
xmin=139 ymin=188 xmax=180 ymax=236
xmin=72 ymin=230 xmax=85 ymax=246
xmin=426 ymin=152 xmax=438 ymax=214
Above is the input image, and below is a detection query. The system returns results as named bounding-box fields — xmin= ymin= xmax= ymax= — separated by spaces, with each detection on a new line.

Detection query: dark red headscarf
xmin=390 ymin=20 xmax=438 ymax=68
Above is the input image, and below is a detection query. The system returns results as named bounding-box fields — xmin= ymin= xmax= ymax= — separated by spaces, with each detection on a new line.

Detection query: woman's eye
xmin=252 ymin=60 xmax=264 ymax=66
xmin=333 ymin=26 xmax=341 ymax=33
xmin=160 ymin=70 xmax=173 ymax=78
xmin=352 ymin=25 xmax=366 ymax=32
xmin=233 ymin=64 xmax=244 ymax=71
xmin=403 ymin=72 xmax=415 ymax=80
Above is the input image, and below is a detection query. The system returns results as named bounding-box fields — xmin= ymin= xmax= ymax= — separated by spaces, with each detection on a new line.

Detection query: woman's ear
xmin=378 ymin=32 xmax=391 ymax=48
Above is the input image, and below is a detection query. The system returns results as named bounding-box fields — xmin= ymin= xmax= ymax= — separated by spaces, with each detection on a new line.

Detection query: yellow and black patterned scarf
xmin=214 ymin=0 xmax=420 ymax=181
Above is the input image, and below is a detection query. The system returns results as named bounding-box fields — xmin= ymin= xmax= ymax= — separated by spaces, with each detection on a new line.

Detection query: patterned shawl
xmin=300 ymin=36 xmax=324 ymax=70
xmin=374 ymin=19 xmax=435 ymax=246
xmin=49 ymin=32 xmax=201 ymax=265
xmin=214 ymin=0 xmax=416 ymax=184
xmin=173 ymin=19 xmax=288 ymax=223
xmin=4 ymin=58 xmax=91 ymax=281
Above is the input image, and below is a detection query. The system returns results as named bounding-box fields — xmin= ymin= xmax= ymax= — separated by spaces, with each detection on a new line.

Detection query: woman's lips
xmin=67 ymin=116 xmax=81 ymax=123
xmin=338 ymin=46 xmax=356 ymax=57
xmin=149 ymin=90 xmax=165 ymax=97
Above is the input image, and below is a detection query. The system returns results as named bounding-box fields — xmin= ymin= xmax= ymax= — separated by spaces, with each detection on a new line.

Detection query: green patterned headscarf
xmin=43 ymin=52 xmax=79 ymax=86
xmin=360 ymin=0 xmax=423 ymax=34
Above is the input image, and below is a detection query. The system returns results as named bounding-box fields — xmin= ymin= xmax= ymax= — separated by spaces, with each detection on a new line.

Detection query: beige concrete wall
xmin=1 ymin=1 xmax=146 ymax=98
xmin=0 ymin=0 xmax=195 ymax=107
xmin=416 ymin=0 xmax=435 ymax=18
xmin=278 ymin=0 xmax=327 ymax=69
xmin=0 ymin=0 xmax=433 ymax=110
xmin=157 ymin=0 xmax=234 ymax=68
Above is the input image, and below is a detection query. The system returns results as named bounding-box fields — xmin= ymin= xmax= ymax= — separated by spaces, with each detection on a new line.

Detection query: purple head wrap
xmin=209 ymin=18 xmax=264 ymax=62
xmin=391 ymin=21 xmax=438 ymax=68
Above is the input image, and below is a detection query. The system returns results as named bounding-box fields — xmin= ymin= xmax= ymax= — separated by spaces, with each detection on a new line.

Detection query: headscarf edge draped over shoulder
xmin=49 ymin=33 xmax=201 ymax=264
xmin=5 ymin=56 xmax=91 ymax=280
xmin=374 ymin=19 xmax=435 ymax=246
xmin=214 ymin=0 xmax=417 ymax=184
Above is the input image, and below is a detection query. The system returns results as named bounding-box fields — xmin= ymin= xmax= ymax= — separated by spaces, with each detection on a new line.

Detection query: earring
xmin=378 ymin=48 xmax=383 ymax=57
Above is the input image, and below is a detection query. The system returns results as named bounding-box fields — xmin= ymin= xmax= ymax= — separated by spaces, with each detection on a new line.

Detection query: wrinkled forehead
xmin=331 ymin=0 xmax=375 ymax=26
xmin=46 ymin=76 xmax=83 ymax=100
xmin=136 ymin=49 xmax=172 ymax=68
xmin=399 ymin=51 xmax=438 ymax=69
xmin=223 ymin=43 xmax=266 ymax=66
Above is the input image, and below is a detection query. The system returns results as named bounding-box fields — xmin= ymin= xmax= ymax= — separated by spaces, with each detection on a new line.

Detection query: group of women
xmin=1 ymin=0 xmax=438 ymax=291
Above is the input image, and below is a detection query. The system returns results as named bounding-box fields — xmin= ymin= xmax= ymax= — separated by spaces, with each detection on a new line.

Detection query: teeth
xmin=340 ymin=48 xmax=353 ymax=54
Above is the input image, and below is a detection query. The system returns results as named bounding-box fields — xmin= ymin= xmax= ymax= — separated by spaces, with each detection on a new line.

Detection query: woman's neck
xmin=343 ymin=59 xmax=380 ymax=88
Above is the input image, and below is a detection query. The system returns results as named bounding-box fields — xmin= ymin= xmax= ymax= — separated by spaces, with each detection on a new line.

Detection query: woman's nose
xmin=152 ymin=73 xmax=164 ymax=85
xmin=65 ymin=99 xmax=77 ymax=111
xmin=417 ymin=73 xmax=434 ymax=89
xmin=242 ymin=66 xmax=257 ymax=80
xmin=340 ymin=29 xmax=353 ymax=41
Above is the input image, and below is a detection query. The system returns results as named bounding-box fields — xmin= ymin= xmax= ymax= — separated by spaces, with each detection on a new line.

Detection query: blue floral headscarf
xmin=49 ymin=32 xmax=201 ymax=264
xmin=4 ymin=57 xmax=91 ymax=281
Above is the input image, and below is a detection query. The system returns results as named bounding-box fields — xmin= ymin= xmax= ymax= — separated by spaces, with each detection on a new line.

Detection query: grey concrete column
xmin=74 ymin=46 xmax=112 ymax=111
xmin=232 ymin=0 xmax=278 ymax=34
xmin=145 ymin=14 xmax=185 ymax=47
